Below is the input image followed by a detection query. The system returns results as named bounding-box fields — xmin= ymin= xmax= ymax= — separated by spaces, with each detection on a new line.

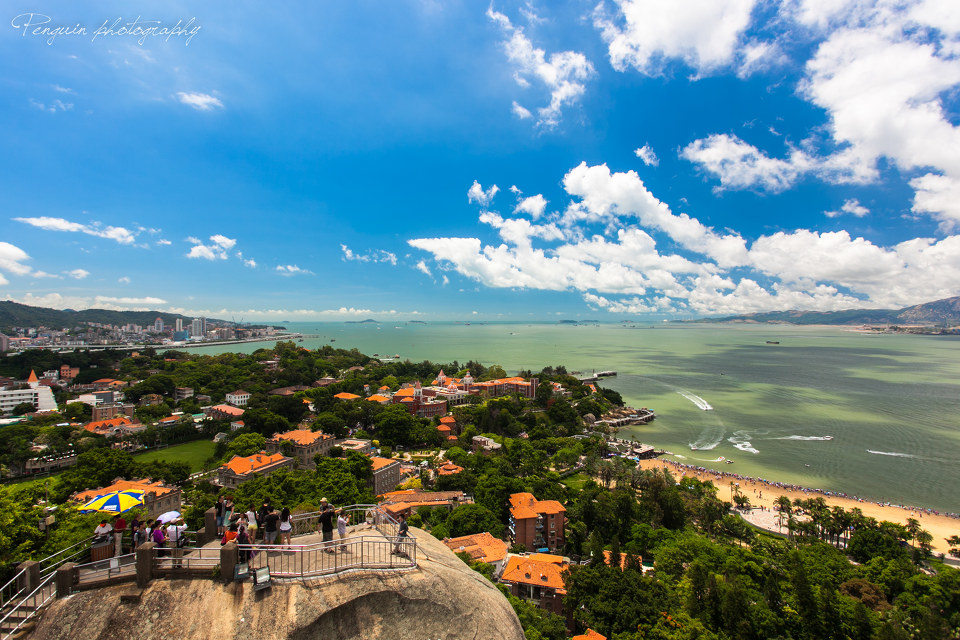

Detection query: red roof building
xmin=509 ymin=493 xmax=566 ymax=553
xmin=217 ymin=451 xmax=292 ymax=489
xmin=499 ymin=553 xmax=569 ymax=615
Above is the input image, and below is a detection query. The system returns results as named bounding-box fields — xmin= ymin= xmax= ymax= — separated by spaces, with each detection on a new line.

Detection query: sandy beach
xmin=636 ymin=459 xmax=960 ymax=557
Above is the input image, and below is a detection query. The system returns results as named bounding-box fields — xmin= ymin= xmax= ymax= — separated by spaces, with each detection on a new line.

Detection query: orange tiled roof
xmin=437 ymin=424 xmax=452 ymax=433
xmin=74 ymin=478 xmax=176 ymax=503
xmin=509 ymin=492 xmax=565 ymax=519
xmin=84 ymin=416 xmax=134 ymax=433
xmin=439 ymin=416 xmax=456 ymax=424
xmin=92 ymin=378 xmax=116 ymax=384
xmin=221 ymin=451 xmax=288 ymax=476
xmin=370 ymin=456 xmax=397 ymax=471
xmin=334 ymin=392 xmax=361 ymax=400
xmin=379 ymin=385 xmax=390 ymax=390
xmin=271 ymin=429 xmax=330 ymax=446
xmin=211 ymin=404 xmax=245 ymax=417
xmin=366 ymin=394 xmax=391 ymax=403
xmin=437 ymin=460 xmax=463 ymax=476
xmin=444 ymin=532 xmax=508 ymax=564
xmin=572 ymin=630 xmax=607 ymax=640
xmin=500 ymin=555 xmax=568 ymax=590
xmin=394 ymin=387 xmax=416 ymax=397
xmin=27 ymin=370 xmax=38 ymax=383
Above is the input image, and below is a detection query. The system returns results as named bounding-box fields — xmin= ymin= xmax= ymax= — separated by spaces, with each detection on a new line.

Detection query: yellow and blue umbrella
xmin=79 ymin=490 xmax=145 ymax=514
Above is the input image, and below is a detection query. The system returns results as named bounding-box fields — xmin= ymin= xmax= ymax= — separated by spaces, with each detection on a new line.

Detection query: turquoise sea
xmin=186 ymin=322 xmax=960 ymax=514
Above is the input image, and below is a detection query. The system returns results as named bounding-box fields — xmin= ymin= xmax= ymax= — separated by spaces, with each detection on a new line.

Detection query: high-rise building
xmin=190 ymin=317 xmax=206 ymax=338
xmin=154 ymin=317 xmax=164 ymax=333
xmin=175 ymin=318 xmax=183 ymax=332
xmin=0 ymin=333 xmax=9 ymax=353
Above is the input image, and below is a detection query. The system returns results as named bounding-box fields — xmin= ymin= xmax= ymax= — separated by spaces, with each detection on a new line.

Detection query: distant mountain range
xmin=683 ymin=296 xmax=960 ymax=326
xmin=0 ymin=301 xmax=300 ymax=333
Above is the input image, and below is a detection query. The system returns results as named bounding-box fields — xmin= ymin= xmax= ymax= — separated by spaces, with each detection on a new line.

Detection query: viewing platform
xmin=0 ymin=505 xmax=417 ymax=640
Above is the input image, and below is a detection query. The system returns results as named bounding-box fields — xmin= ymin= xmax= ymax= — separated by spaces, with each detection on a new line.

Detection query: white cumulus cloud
xmin=176 ymin=92 xmax=223 ymax=111
xmin=467 ymin=180 xmax=500 ymax=206
xmin=488 ymin=7 xmax=594 ymax=127
xmin=14 ymin=216 xmax=137 ymax=245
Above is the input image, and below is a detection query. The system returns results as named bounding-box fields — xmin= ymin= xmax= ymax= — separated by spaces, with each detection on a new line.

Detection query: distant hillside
xmin=683 ymin=296 xmax=960 ymax=326
xmin=0 ymin=301 xmax=211 ymax=331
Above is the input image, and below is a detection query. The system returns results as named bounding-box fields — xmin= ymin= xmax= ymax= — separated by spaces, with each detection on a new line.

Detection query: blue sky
xmin=2 ymin=0 xmax=959 ymax=320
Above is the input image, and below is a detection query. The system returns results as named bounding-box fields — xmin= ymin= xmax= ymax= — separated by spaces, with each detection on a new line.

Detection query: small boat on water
xmin=725 ymin=459 xmax=735 ymax=464
xmin=766 ymin=340 xmax=780 ymax=344
xmin=598 ymin=370 xmax=617 ymax=377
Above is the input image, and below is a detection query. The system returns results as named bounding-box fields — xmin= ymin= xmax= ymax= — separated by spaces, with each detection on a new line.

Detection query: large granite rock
xmin=29 ymin=528 xmax=524 ymax=640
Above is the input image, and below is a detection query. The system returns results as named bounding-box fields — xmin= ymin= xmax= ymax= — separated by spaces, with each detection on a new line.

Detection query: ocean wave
xmin=728 ymin=431 xmax=759 ymax=454
xmin=677 ymin=390 xmax=713 ymax=411
xmin=867 ymin=449 xmax=918 ymax=458
xmin=772 ymin=435 xmax=834 ymax=441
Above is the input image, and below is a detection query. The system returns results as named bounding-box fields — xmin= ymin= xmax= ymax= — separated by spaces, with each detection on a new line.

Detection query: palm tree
xmin=775 ymin=496 xmax=792 ymax=531
xmin=905 ymin=518 xmax=921 ymax=545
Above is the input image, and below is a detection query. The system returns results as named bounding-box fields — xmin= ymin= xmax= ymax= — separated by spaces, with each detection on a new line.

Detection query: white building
xmin=226 ymin=390 xmax=251 ymax=406
xmin=154 ymin=317 xmax=164 ymax=333
xmin=0 ymin=371 xmax=57 ymax=415
xmin=175 ymin=318 xmax=184 ymax=332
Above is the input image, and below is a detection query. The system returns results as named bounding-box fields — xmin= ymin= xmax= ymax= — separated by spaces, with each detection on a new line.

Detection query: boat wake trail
xmin=689 ymin=424 xmax=725 ymax=450
xmin=677 ymin=390 xmax=713 ymax=410
xmin=728 ymin=431 xmax=759 ymax=454
xmin=867 ymin=450 xmax=918 ymax=458
xmin=772 ymin=435 xmax=834 ymax=441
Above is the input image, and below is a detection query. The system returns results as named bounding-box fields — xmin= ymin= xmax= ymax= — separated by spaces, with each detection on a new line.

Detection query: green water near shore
xmin=185 ymin=322 xmax=960 ymax=513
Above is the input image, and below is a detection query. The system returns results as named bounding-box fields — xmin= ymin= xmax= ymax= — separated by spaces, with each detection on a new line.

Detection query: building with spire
xmin=0 ymin=370 xmax=58 ymax=415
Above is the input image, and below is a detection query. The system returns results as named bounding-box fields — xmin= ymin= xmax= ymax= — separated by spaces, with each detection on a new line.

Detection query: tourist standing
xmin=256 ymin=501 xmax=272 ymax=540
xmin=317 ymin=500 xmax=335 ymax=553
xmin=263 ymin=508 xmax=280 ymax=545
xmin=215 ymin=496 xmax=226 ymax=535
xmin=337 ymin=509 xmax=349 ymax=552
xmin=130 ymin=516 xmax=143 ymax=548
xmin=245 ymin=507 xmax=258 ymax=540
xmin=152 ymin=522 xmax=167 ymax=556
xmin=393 ymin=514 xmax=409 ymax=555
xmin=278 ymin=507 xmax=293 ymax=547
xmin=223 ymin=496 xmax=235 ymax=530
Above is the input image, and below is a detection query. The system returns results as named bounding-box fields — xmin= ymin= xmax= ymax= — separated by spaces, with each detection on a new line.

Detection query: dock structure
xmin=594 ymin=406 xmax=655 ymax=428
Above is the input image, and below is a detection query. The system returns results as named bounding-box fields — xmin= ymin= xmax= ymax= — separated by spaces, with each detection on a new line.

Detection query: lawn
xmin=560 ymin=472 xmax=590 ymax=491
xmin=133 ymin=440 xmax=217 ymax=472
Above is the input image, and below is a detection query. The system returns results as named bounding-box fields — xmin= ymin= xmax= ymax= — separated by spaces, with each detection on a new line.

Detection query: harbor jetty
xmin=595 ymin=405 xmax=655 ymax=428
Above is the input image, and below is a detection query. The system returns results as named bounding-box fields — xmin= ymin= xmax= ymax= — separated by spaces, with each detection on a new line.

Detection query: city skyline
xmin=2 ymin=0 xmax=960 ymax=321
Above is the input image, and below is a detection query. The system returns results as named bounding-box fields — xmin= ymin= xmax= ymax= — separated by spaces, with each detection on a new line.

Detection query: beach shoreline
xmin=635 ymin=458 xmax=960 ymax=557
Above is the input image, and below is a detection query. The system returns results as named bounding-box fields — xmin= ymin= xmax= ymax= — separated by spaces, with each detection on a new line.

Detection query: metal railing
xmin=0 ymin=569 xmax=26 ymax=612
xmin=154 ymin=546 xmax=221 ymax=572
xmin=237 ymin=535 xmax=417 ymax=579
xmin=290 ymin=504 xmax=401 ymax=539
xmin=72 ymin=553 xmax=137 ymax=584
xmin=38 ymin=536 xmax=95 ymax=577
xmin=0 ymin=573 xmax=55 ymax=640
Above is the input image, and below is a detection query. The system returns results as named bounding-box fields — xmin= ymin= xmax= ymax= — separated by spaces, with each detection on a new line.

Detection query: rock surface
xmin=28 ymin=528 xmax=525 ymax=640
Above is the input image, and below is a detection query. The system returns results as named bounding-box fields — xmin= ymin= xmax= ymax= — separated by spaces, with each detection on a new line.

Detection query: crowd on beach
xmin=656 ymin=458 xmax=960 ymax=520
